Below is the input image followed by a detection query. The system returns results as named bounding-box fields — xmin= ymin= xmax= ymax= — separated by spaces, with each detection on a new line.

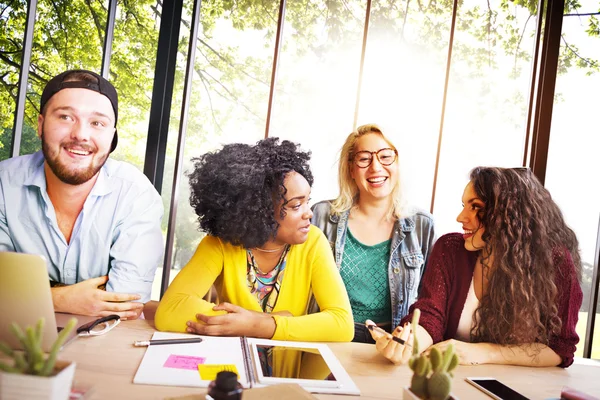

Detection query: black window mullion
xmin=528 ymin=0 xmax=565 ymax=185
xmin=429 ymin=0 xmax=460 ymax=214
xmin=143 ymin=0 xmax=184 ymax=192
xmin=583 ymin=216 xmax=600 ymax=358
xmin=264 ymin=0 xmax=286 ymax=139
xmin=352 ymin=0 xmax=372 ymax=131
xmin=101 ymin=0 xmax=118 ymax=79
xmin=11 ymin=0 xmax=38 ymax=158
xmin=160 ymin=0 xmax=202 ymax=298
xmin=522 ymin=0 xmax=545 ymax=167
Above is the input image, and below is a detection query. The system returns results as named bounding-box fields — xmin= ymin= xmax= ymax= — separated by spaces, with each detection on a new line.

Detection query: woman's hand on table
xmin=185 ymin=302 xmax=276 ymax=338
xmin=428 ymin=340 xmax=496 ymax=366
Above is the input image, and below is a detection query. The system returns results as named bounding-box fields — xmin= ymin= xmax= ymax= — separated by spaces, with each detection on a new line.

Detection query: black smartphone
xmin=466 ymin=377 xmax=530 ymax=400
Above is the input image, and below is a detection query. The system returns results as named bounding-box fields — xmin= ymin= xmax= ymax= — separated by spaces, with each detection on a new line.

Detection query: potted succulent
xmin=404 ymin=310 xmax=459 ymax=400
xmin=0 ymin=317 xmax=77 ymax=400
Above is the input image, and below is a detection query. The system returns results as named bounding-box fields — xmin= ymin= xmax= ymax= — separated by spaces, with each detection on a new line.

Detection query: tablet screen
xmin=255 ymin=344 xmax=337 ymax=382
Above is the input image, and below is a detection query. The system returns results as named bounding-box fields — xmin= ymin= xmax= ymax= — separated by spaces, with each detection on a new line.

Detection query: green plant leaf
xmin=25 ymin=326 xmax=43 ymax=374
xmin=0 ymin=361 xmax=20 ymax=373
xmin=40 ymin=317 xmax=76 ymax=376
xmin=0 ymin=341 xmax=14 ymax=357
xmin=14 ymin=352 xmax=27 ymax=371
xmin=9 ymin=323 xmax=27 ymax=350
xmin=430 ymin=346 xmax=442 ymax=371
xmin=411 ymin=309 xmax=421 ymax=355
xmin=448 ymin=353 xmax=459 ymax=373
xmin=441 ymin=343 xmax=455 ymax=371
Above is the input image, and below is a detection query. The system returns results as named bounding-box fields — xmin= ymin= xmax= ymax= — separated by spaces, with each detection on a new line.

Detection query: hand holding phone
xmin=466 ymin=377 xmax=529 ymax=400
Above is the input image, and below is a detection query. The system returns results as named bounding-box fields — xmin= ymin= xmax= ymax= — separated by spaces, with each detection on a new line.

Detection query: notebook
xmin=133 ymin=332 xmax=360 ymax=395
xmin=0 ymin=252 xmax=95 ymax=351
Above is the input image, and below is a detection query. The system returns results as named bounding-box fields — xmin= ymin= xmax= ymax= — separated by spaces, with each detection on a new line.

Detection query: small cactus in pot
xmin=406 ymin=309 xmax=459 ymax=400
xmin=0 ymin=317 xmax=77 ymax=376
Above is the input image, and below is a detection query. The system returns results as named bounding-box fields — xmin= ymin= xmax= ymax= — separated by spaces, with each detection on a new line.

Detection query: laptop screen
xmin=0 ymin=252 xmax=60 ymax=352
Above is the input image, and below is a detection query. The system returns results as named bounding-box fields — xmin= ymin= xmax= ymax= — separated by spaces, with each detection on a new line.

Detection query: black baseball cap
xmin=40 ymin=69 xmax=119 ymax=152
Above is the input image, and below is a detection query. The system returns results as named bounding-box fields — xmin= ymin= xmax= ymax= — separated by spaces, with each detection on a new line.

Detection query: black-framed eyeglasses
xmin=351 ymin=148 xmax=398 ymax=168
xmin=76 ymin=314 xmax=120 ymax=337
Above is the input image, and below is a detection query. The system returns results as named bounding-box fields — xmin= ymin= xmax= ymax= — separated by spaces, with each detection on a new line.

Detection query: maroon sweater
xmin=400 ymin=233 xmax=582 ymax=368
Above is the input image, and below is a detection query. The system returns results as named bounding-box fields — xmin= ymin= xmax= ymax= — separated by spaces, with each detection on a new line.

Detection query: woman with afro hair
xmin=368 ymin=167 xmax=582 ymax=368
xmin=155 ymin=138 xmax=353 ymax=342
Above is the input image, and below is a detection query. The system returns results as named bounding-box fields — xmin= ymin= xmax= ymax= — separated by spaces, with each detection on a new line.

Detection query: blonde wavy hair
xmin=330 ymin=124 xmax=404 ymax=220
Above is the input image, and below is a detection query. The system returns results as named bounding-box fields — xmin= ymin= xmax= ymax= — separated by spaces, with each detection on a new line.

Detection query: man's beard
xmin=41 ymin=133 xmax=109 ymax=185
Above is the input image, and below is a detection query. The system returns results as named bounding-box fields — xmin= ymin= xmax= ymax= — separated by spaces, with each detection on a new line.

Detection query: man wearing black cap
xmin=0 ymin=70 xmax=164 ymax=319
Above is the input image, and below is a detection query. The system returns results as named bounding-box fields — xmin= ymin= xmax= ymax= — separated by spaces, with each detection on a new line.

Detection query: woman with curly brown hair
xmin=155 ymin=138 xmax=353 ymax=342
xmin=368 ymin=167 xmax=582 ymax=367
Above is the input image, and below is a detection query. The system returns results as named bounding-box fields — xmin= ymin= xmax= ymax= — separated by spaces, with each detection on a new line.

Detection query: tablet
xmin=253 ymin=343 xmax=339 ymax=388
xmin=247 ymin=338 xmax=360 ymax=395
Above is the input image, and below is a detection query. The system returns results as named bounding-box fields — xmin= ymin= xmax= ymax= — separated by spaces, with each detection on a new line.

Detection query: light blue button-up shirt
xmin=0 ymin=151 xmax=164 ymax=302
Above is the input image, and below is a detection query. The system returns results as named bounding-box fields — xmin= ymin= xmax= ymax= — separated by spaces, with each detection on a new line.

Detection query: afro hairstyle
xmin=188 ymin=137 xmax=313 ymax=249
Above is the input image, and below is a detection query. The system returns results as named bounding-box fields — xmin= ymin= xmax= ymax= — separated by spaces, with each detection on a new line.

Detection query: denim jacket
xmin=309 ymin=200 xmax=436 ymax=328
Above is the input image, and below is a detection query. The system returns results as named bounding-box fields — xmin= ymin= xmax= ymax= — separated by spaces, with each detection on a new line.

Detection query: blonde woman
xmin=311 ymin=124 xmax=435 ymax=343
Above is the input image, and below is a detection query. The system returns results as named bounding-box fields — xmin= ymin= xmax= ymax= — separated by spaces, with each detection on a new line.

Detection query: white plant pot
xmin=403 ymin=386 xmax=423 ymax=399
xmin=0 ymin=360 xmax=75 ymax=400
xmin=403 ymin=386 xmax=458 ymax=400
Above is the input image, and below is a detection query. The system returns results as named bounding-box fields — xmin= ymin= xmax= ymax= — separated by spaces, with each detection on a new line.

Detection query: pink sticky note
xmin=164 ymin=354 xmax=207 ymax=370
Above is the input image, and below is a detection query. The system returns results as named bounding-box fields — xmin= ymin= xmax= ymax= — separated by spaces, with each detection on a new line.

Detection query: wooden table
xmin=59 ymin=319 xmax=600 ymax=399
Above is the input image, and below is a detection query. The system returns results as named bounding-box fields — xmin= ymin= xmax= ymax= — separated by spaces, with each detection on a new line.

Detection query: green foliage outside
xmin=0 ymin=0 xmax=159 ymax=164
xmin=0 ymin=0 xmax=598 ymax=274
xmin=575 ymin=311 xmax=600 ymax=359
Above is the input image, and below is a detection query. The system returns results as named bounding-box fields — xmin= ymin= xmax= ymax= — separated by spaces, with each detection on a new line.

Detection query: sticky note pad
xmin=163 ymin=354 xmax=206 ymax=370
xmin=198 ymin=364 xmax=239 ymax=380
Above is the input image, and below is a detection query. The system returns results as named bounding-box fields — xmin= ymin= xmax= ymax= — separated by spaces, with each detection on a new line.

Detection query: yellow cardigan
xmin=155 ymin=226 xmax=353 ymax=342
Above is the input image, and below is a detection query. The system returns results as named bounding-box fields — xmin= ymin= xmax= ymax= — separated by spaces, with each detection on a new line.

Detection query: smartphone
xmin=466 ymin=377 xmax=530 ymax=400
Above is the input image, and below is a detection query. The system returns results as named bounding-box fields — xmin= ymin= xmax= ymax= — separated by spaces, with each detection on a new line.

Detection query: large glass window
xmin=153 ymin=0 xmax=278 ymax=299
xmin=152 ymin=0 xmax=195 ymax=299
xmin=19 ymin=0 xmax=108 ymax=156
xmin=4 ymin=0 xmax=599 ymax=357
xmin=356 ymin=0 xmax=453 ymax=211
xmin=433 ymin=0 xmax=539 ymax=233
xmin=108 ymin=0 xmax=160 ymax=171
xmin=545 ymin=0 xmax=600 ymax=359
xmin=270 ymin=1 xmax=367 ymax=205
xmin=0 ymin=0 xmax=26 ymax=161
xmin=1 ymin=0 xmax=160 ymax=169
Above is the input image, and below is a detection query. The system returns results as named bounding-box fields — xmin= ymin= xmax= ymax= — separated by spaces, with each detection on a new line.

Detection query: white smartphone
xmin=466 ymin=377 xmax=530 ymax=400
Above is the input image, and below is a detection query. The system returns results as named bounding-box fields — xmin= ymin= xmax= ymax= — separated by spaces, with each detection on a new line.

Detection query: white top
xmin=455 ymin=277 xmax=480 ymax=342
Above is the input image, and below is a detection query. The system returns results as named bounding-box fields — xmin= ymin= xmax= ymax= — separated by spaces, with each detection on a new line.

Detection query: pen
xmin=133 ymin=338 xmax=204 ymax=347
xmin=366 ymin=324 xmax=412 ymax=347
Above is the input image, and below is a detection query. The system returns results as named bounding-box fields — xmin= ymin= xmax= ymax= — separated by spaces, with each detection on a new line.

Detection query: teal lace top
xmin=340 ymin=229 xmax=391 ymax=324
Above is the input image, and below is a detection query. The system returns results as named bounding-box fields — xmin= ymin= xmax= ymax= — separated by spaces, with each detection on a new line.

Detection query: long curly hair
xmin=331 ymin=123 xmax=405 ymax=219
xmin=188 ymin=138 xmax=313 ymax=249
xmin=469 ymin=167 xmax=581 ymax=346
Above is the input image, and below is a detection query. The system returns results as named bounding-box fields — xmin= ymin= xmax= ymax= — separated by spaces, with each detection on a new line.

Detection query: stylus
xmin=366 ymin=324 xmax=412 ymax=347
xmin=133 ymin=338 xmax=204 ymax=346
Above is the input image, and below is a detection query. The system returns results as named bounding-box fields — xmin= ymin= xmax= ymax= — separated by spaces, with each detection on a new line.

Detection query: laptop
xmin=0 ymin=252 xmax=95 ymax=352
